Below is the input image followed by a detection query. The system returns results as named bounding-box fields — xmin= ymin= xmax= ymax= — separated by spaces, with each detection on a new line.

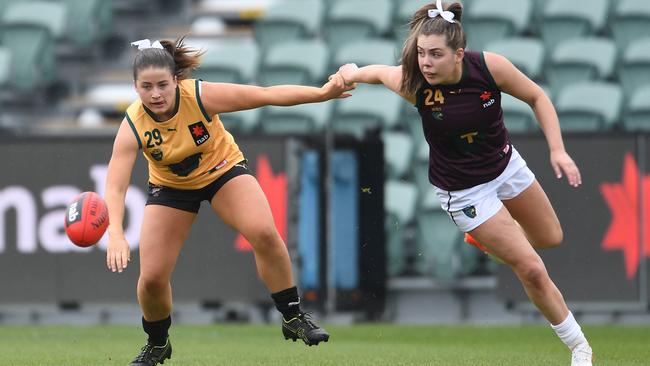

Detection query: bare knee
xmin=247 ymin=224 xmax=284 ymax=252
xmin=514 ymin=260 xmax=550 ymax=290
xmin=138 ymin=275 xmax=169 ymax=296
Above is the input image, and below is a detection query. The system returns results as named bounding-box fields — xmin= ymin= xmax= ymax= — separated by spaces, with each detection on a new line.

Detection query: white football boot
xmin=571 ymin=342 xmax=593 ymax=366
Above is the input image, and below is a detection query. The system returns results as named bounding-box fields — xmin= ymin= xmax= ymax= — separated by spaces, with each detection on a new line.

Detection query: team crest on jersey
xmin=462 ymin=205 xmax=477 ymax=218
xmin=188 ymin=121 xmax=210 ymax=146
xmin=151 ymin=148 xmax=163 ymax=161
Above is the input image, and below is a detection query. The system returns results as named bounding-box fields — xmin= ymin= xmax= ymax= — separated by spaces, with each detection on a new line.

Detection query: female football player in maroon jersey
xmin=338 ymin=1 xmax=591 ymax=365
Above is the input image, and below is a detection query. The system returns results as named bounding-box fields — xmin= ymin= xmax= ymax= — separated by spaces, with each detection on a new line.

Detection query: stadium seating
xmin=0 ymin=1 xmax=68 ymax=91
xmin=0 ymin=47 xmax=10 ymax=87
xmin=193 ymin=40 xmax=259 ymax=84
xmin=618 ymin=37 xmax=650 ymax=97
xmin=0 ymin=25 xmax=56 ymax=92
xmin=484 ymin=38 xmax=545 ymax=81
xmin=3 ymin=1 xmax=67 ymax=40
xmin=412 ymin=138 xmax=430 ymax=197
xmin=254 ymin=0 xmax=324 ymax=50
xmin=529 ymin=0 xmax=548 ymax=30
xmin=545 ymin=37 xmax=616 ymax=96
xmin=414 ymin=190 xmax=462 ymax=279
xmin=611 ymin=0 xmax=650 ymax=50
xmin=501 ymin=93 xmax=535 ymax=133
xmin=539 ymin=0 xmax=608 ymax=53
xmin=382 ymin=131 xmax=415 ymax=180
xmin=324 ymin=0 xmax=392 ymax=50
xmin=260 ymin=102 xmax=334 ymax=134
xmin=81 ymin=83 xmax=138 ymax=114
xmin=622 ymin=84 xmax=650 ymax=131
xmin=332 ymin=38 xmax=398 ymax=70
xmin=218 ymin=108 xmax=261 ymax=134
xmin=259 ymin=39 xmax=329 ymax=86
xmin=331 ymin=84 xmax=402 ymax=138
xmin=394 ymin=0 xmax=433 ymax=46
xmin=384 ymin=179 xmax=418 ymax=276
xmin=464 ymin=0 xmax=532 ymax=51
xmin=555 ymin=82 xmax=623 ymax=131
xmin=55 ymin=0 xmax=113 ymax=48
xmin=0 ymin=0 xmax=14 ymax=17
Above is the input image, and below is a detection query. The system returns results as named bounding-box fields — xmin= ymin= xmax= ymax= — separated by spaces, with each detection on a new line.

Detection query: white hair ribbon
xmin=428 ymin=0 xmax=456 ymax=23
xmin=130 ymin=39 xmax=164 ymax=50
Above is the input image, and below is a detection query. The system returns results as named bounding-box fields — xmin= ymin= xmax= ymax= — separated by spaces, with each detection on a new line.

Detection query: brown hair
xmin=132 ymin=36 xmax=205 ymax=81
xmin=399 ymin=2 xmax=466 ymax=96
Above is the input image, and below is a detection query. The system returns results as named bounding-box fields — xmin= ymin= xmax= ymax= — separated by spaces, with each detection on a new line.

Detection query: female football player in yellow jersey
xmin=104 ymin=37 xmax=353 ymax=365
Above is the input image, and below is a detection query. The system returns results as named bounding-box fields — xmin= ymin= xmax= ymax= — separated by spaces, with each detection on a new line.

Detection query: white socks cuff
xmin=551 ymin=311 xmax=587 ymax=349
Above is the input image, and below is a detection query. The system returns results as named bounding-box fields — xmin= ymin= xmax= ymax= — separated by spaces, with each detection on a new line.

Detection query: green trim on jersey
xmin=195 ymin=79 xmax=212 ymax=122
xmin=125 ymin=113 xmax=142 ymax=149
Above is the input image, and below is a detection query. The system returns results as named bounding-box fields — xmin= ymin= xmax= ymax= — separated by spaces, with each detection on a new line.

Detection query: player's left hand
xmin=550 ymin=150 xmax=581 ymax=187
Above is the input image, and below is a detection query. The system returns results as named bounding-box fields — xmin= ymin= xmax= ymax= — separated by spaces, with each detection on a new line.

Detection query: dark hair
xmin=399 ymin=2 xmax=466 ymax=96
xmin=132 ymin=36 xmax=204 ymax=81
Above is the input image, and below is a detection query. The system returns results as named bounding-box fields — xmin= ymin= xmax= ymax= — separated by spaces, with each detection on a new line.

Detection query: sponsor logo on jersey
xmin=480 ymin=91 xmax=495 ymax=109
xmin=188 ymin=121 xmax=210 ymax=146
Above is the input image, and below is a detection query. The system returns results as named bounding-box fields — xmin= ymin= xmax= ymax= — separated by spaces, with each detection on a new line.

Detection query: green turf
xmin=0 ymin=324 xmax=648 ymax=365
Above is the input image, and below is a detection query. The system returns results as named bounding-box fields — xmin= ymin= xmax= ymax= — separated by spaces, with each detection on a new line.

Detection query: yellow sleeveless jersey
xmin=125 ymin=79 xmax=245 ymax=189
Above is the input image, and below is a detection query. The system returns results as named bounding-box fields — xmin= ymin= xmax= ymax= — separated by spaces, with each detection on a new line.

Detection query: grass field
xmin=0 ymin=324 xmax=648 ymax=365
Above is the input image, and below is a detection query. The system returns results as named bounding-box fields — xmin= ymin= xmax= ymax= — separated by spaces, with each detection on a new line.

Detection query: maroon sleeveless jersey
xmin=415 ymin=51 xmax=512 ymax=191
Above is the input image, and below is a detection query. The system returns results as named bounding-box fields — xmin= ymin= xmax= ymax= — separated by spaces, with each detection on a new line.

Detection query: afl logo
xmin=151 ymin=148 xmax=163 ymax=161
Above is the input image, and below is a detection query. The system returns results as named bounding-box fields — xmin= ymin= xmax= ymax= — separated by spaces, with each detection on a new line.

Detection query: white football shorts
xmin=432 ymin=147 xmax=535 ymax=233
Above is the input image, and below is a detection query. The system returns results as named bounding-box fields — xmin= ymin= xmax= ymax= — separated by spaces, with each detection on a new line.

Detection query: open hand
xmin=550 ymin=150 xmax=582 ymax=187
xmin=106 ymin=234 xmax=130 ymax=273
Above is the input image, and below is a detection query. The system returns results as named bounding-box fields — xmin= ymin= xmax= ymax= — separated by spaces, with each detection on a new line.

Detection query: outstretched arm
xmin=483 ymin=51 xmax=581 ymax=187
xmin=337 ymin=64 xmax=414 ymax=103
xmin=199 ymin=73 xmax=354 ymax=114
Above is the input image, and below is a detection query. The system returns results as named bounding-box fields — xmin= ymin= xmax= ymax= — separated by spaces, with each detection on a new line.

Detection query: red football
xmin=64 ymin=191 xmax=109 ymax=247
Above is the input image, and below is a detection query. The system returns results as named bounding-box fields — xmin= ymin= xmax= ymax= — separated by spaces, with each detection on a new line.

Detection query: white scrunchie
xmin=428 ymin=0 xmax=456 ymax=23
xmin=130 ymin=39 xmax=164 ymax=50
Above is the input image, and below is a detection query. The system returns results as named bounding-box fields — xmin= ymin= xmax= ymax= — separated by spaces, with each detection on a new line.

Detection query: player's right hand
xmin=322 ymin=72 xmax=355 ymax=100
xmin=338 ymin=63 xmax=360 ymax=86
xmin=107 ymin=234 xmax=130 ymax=273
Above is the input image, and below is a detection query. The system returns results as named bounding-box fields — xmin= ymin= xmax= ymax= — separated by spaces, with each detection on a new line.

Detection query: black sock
xmin=142 ymin=315 xmax=171 ymax=346
xmin=271 ymin=286 xmax=301 ymax=320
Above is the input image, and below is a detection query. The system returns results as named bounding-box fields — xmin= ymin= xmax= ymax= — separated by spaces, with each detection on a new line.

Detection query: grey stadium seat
xmin=555 ymin=82 xmax=623 ymax=132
